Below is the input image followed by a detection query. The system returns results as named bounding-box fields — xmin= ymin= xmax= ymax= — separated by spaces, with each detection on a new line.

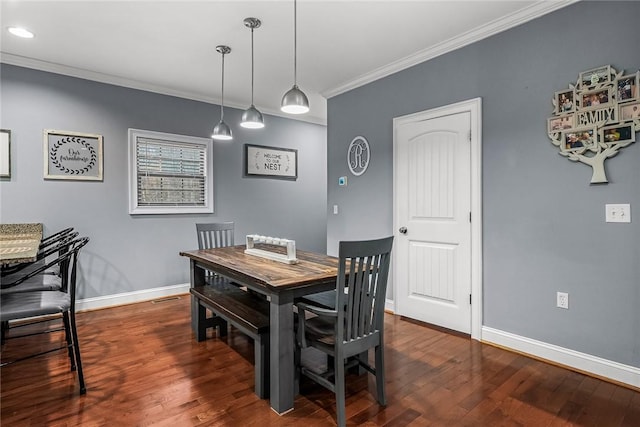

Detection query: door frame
xmin=392 ymin=97 xmax=483 ymax=340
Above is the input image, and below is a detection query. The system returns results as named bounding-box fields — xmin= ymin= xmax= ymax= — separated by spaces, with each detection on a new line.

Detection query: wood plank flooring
xmin=1 ymin=295 xmax=638 ymax=426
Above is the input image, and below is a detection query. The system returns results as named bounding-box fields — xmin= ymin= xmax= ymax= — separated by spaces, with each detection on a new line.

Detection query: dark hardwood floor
xmin=1 ymin=295 xmax=638 ymax=426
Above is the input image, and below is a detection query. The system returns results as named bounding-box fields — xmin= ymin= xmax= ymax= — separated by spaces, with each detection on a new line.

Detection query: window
xmin=128 ymin=128 xmax=213 ymax=214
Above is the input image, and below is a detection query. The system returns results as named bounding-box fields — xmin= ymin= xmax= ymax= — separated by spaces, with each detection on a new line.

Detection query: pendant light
xmin=212 ymin=45 xmax=233 ymax=141
xmin=281 ymin=0 xmax=309 ymax=114
xmin=241 ymin=18 xmax=265 ymax=129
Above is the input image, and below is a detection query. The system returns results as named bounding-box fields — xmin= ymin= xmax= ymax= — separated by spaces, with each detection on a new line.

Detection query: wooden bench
xmin=190 ymin=280 xmax=270 ymax=398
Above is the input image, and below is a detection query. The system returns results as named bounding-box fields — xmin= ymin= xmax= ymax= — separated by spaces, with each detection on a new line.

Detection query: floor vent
xmin=151 ymin=296 xmax=181 ymax=304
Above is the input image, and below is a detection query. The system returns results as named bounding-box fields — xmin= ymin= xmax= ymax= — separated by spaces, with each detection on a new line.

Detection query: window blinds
xmin=135 ymin=137 xmax=206 ymax=207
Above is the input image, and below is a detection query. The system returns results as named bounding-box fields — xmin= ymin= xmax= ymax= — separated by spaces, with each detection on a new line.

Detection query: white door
xmin=394 ymin=110 xmax=472 ymax=334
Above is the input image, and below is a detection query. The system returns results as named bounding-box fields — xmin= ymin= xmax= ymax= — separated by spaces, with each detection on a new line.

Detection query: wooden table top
xmin=180 ymin=245 xmax=340 ymax=291
xmin=0 ymin=223 xmax=43 ymax=266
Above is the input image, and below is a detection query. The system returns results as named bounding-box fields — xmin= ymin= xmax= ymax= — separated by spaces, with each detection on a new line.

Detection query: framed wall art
xmin=0 ymin=129 xmax=10 ymax=178
xmin=547 ymin=64 xmax=639 ymax=183
xmin=44 ymin=129 xmax=103 ymax=181
xmin=244 ymin=144 xmax=297 ymax=180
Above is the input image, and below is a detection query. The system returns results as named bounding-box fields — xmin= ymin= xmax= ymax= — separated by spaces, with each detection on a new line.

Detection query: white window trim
xmin=128 ymin=128 xmax=213 ymax=215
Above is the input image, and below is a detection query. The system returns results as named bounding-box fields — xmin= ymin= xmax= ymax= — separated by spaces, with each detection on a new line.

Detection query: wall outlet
xmin=557 ymin=292 xmax=569 ymax=309
xmin=605 ymin=204 xmax=631 ymax=223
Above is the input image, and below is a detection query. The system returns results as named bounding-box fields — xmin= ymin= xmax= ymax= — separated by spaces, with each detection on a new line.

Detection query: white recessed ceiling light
xmin=8 ymin=27 xmax=34 ymax=39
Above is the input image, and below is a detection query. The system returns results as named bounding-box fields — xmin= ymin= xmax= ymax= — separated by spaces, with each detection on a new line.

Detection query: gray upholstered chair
xmin=1 ymin=237 xmax=90 ymax=395
xmin=295 ymin=236 xmax=393 ymax=427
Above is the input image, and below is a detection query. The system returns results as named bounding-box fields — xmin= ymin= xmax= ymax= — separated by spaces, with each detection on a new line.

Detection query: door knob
xmin=399 ymin=227 xmax=407 ymax=234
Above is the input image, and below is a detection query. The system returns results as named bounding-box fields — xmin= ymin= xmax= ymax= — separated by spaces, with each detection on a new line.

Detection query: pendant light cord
xmin=251 ymin=27 xmax=255 ymax=105
xmin=293 ymin=0 xmax=297 ymax=86
xmin=221 ymin=52 xmax=226 ymax=120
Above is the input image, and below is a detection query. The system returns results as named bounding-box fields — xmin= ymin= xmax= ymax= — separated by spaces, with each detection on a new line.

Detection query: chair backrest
xmin=335 ymin=236 xmax=394 ymax=343
xmin=62 ymin=237 xmax=90 ymax=302
xmin=1 ymin=230 xmax=79 ymax=278
xmin=2 ymin=237 xmax=89 ymax=293
xmin=196 ymin=222 xmax=235 ymax=250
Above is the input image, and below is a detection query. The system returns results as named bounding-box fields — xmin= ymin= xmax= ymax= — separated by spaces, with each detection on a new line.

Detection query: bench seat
xmin=190 ymin=280 xmax=270 ymax=398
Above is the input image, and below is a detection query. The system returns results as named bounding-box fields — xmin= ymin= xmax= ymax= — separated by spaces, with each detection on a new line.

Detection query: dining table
xmin=0 ymin=223 xmax=43 ymax=266
xmin=180 ymin=244 xmax=340 ymax=415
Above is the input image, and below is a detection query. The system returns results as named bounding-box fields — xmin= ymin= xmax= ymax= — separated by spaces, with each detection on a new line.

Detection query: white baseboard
xmin=76 ymin=283 xmax=191 ymax=312
xmin=482 ymin=326 xmax=640 ymax=390
xmin=385 ymin=298 xmax=395 ymax=313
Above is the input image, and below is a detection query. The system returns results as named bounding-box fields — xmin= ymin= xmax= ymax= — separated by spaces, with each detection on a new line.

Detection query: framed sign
xmin=44 ymin=130 xmax=103 ymax=181
xmin=244 ymin=144 xmax=297 ymax=180
xmin=0 ymin=129 xmax=10 ymax=178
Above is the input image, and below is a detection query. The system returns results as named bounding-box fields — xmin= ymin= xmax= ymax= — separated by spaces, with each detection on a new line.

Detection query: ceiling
xmin=1 ymin=1 xmax=575 ymax=125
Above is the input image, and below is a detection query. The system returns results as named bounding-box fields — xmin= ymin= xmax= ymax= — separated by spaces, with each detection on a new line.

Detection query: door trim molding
xmin=393 ymin=97 xmax=483 ymax=340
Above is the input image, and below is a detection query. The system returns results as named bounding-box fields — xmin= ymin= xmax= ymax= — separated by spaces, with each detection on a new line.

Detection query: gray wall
xmin=327 ymin=1 xmax=639 ymax=368
xmin=1 ymin=64 xmax=327 ymax=299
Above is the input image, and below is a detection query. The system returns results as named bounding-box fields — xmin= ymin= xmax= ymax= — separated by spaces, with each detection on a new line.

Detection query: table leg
xmin=269 ymin=292 xmax=295 ymax=414
xmin=190 ymin=260 xmax=205 ymax=333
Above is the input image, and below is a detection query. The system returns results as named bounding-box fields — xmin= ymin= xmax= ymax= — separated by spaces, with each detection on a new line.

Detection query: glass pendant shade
xmin=241 ymin=105 xmax=265 ymax=129
xmin=281 ymin=84 xmax=309 ymax=114
xmin=212 ymin=120 xmax=233 ymax=140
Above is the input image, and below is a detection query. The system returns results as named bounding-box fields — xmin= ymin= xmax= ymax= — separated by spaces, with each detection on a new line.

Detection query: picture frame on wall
xmin=601 ymin=123 xmax=635 ymax=145
xmin=0 ymin=129 xmax=10 ymax=178
xmin=244 ymin=144 xmax=297 ymax=180
xmin=555 ymin=89 xmax=575 ymax=114
xmin=44 ymin=129 xmax=103 ymax=181
xmin=616 ymin=72 xmax=639 ymax=103
xmin=548 ymin=114 xmax=575 ymax=133
xmin=580 ymin=88 xmax=612 ymax=110
xmin=561 ymin=128 xmax=596 ymax=152
xmin=579 ymin=65 xmax=612 ymax=88
xmin=620 ymin=101 xmax=640 ymax=121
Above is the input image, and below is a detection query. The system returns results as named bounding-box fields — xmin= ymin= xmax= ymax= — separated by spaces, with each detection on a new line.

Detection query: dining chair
xmin=1 ymin=237 xmax=90 ymax=395
xmin=295 ymin=236 xmax=393 ymax=427
xmin=1 ymin=229 xmax=78 ymax=294
xmin=196 ymin=222 xmax=235 ymax=283
xmin=1 ymin=227 xmax=76 ymax=280
xmin=196 ymin=222 xmax=234 ymax=250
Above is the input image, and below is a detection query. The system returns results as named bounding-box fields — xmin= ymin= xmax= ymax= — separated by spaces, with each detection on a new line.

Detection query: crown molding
xmin=0 ymin=52 xmax=327 ymax=126
xmin=322 ymin=0 xmax=580 ymax=99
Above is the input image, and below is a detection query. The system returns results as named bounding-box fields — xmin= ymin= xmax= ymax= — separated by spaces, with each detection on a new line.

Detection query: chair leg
xmin=375 ymin=344 xmax=386 ymax=406
xmin=62 ymin=314 xmax=76 ymax=371
xmin=67 ymin=310 xmax=86 ymax=395
xmin=335 ymin=353 xmax=347 ymax=427
xmin=195 ymin=302 xmax=207 ymax=342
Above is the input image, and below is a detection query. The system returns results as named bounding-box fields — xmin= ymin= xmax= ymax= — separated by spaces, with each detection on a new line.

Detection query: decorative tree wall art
xmin=547 ymin=65 xmax=639 ymax=183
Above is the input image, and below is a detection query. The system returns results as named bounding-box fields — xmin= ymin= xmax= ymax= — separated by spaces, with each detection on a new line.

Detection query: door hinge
xmin=469 ymin=294 xmax=472 ymax=305
xmin=469 ymin=211 xmax=472 ymax=223
xmin=468 ymin=130 xmax=472 ymax=142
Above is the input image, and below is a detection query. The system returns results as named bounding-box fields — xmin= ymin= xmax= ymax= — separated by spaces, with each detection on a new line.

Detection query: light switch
xmin=605 ymin=204 xmax=631 ymax=223
xmin=333 ymin=205 xmax=339 ymax=215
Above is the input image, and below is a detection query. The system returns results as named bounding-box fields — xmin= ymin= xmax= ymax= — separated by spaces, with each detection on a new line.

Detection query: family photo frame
xmin=555 ymin=89 xmax=575 ymax=114
xmin=616 ymin=72 xmax=639 ymax=103
xmin=601 ymin=123 xmax=635 ymax=145
xmin=561 ymin=128 xmax=596 ymax=152
xmin=580 ymin=65 xmax=612 ymax=88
